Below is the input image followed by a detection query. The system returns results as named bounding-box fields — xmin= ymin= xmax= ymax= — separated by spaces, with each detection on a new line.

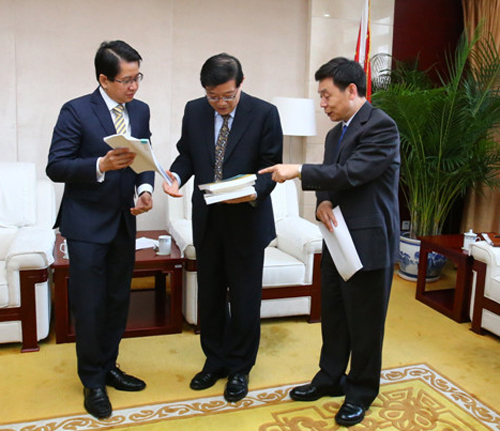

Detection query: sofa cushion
xmin=487 ymin=276 xmax=500 ymax=303
xmin=263 ymin=246 xmax=305 ymax=287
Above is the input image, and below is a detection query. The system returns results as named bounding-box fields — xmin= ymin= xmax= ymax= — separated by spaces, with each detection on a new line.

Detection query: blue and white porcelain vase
xmin=398 ymin=233 xmax=447 ymax=282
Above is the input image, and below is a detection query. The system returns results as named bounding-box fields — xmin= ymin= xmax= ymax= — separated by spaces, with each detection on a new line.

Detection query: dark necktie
xmin=339 ymin=124 xmax=347 ymax=143
xmin=334 ymin=124 xmax=347 ymax=160
xmin=214 ymin=115 xmax=230 ymax=182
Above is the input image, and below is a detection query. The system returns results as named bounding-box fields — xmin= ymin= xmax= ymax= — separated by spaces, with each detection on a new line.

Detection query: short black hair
xmin=200 ymin=53 xmax=244 ymax=88
xmin=94 ymin=40 xmax=142 ymax=82
xmin=315 ymin=57 xmax=366 ymax=97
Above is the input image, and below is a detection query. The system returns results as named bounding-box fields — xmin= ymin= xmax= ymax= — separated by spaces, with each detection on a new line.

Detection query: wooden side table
xmin=416 ymin=234 xmax=473 ymax=323
xmin=52 ymin=230 xmax=185 ymax=343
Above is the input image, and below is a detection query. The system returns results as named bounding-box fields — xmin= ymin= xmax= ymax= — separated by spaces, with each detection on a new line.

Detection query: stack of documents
xmin=199 ymin=174 xmax=256 ymax=205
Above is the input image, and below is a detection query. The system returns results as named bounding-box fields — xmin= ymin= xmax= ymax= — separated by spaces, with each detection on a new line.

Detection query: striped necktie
xmin=113 ymin=104 xmax=126 ymax=135
xmin=214 ymin=114 xmax=230 ymax=182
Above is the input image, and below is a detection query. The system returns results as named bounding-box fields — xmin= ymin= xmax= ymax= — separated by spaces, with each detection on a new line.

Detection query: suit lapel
xmin=127 ymin=101 xmax=139 ymax=137
xmin=224 ymin=92 xmax=253 ymax=162
xmin=336 ymin=101 xmax=371 ymax=160
xmin=327 ymin=123 xmax=344 ymax=163
xmin=200 ymin=101 xmax=217 ymax=165
xmin=90 ymin=88 xmax=116 ymax=137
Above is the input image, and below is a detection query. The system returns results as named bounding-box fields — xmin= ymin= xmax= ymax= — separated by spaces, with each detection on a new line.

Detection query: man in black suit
xmin=163 ymin=53 xmax=282 ymax=402
xmin=260 ymin=57 xmax=400 ymax=427
xmin=46 ymin=41 xmax=154 ymax=420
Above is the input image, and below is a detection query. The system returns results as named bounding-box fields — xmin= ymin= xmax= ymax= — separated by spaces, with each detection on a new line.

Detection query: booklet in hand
xmin=199 ymin=174 xmax=257 ymax=205
xmin=104 ymin=134 xmax=172 ymax=185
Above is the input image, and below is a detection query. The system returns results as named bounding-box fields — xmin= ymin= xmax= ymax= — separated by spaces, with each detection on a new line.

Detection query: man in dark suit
xmin=163 ymin=53 xmax=282 ymax=402
xmin=46 ymin=40 xmax=154 ymax=420
xmin=260 ymin=57 xmax=400 ymax=427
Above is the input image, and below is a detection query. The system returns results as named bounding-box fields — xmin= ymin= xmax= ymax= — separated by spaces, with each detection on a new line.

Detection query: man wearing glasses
xmin=46 ymin=40 xmax=154 ymax=420
xmin=163 ymin=53 xmax=282 ymax=402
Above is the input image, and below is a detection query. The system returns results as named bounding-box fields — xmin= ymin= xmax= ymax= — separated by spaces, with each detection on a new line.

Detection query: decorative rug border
xmin=1 ymin=363 xmax=499 ymax=431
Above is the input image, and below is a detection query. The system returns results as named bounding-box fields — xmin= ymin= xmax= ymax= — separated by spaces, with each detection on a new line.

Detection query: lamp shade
xmin=272 ymin=97 xmax=317 ymax=136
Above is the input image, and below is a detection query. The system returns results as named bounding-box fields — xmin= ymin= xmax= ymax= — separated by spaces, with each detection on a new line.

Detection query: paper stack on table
xmin=104 ymin=134 xmax=172 ymax=185
xmin=318 ymin=206 xmax=363 ymax=281
xmin=135 ymin=237 xmax=158 ymax=251
xmin=199 ymin=174 xmax=256 ymax=205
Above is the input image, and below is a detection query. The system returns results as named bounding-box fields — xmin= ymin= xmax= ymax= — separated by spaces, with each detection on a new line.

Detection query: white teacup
xmin=59 ymin=239 xmax=69 ymax=259
xmin=463 ymin=229 xmax=480 ymax=254
xmin=157 ymin=235 xmax=172 ymax=255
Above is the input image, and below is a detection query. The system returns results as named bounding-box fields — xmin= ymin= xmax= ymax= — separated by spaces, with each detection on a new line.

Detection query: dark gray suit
xmin=301 ymin=101 xmax=400 ymax=408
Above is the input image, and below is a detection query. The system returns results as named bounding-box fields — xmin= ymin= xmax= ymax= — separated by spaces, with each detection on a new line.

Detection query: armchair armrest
xmin=167 ymin=219 xmax=196 ymax=259
xmin=5 ymin=227 xmax=56 ymax=271
xmin=275 ymin=216 xmax=322 ymax=263
xmin=471 ymin=241 xmax=500 ymax=276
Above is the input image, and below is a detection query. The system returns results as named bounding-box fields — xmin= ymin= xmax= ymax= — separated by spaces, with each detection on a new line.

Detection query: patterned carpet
xmin=3 ymin=363 xmax=499 ymax=431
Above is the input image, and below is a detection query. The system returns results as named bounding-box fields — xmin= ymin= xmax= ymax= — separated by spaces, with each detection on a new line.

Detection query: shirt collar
xmin=99 ymin=86 xmax=124 ymax=112
xmin=214 ymin=107 xmax=237 ymax=121
xmin=344 ymin=101 xmax=367 ymax=128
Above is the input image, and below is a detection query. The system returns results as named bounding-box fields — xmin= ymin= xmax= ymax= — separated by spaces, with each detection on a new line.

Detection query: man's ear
xmin=347 ymin=83 xmax=358 ymax=99
xmin=99 ymin=74 xmax=108 ymax=89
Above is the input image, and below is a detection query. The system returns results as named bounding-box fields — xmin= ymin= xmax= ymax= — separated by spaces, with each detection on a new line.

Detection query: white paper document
xmin=319 ymin=206 xmax=363 ymax=281
xmin=135 ymin=237 xmax=158 ymax=250
xmin=199 ymin=174 xmax=257 ymax=205
xmin=104 ymin=134 xmax=172 ymax=185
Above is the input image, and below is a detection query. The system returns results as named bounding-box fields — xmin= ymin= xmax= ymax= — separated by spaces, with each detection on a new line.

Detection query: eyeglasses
xmin=206 ymin=90 xmax=238 ymax=102
xmin=112 ymin=73 xmax=144 ymax=86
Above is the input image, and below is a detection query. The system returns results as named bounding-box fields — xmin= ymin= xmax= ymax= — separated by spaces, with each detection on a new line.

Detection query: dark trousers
xmin=312 ymin=245 xmax=393 ymax=408
xmin=67 ymin=215 xmax=135 ymax=388
xmin=196 ymin=205 xmax=265 ymax=375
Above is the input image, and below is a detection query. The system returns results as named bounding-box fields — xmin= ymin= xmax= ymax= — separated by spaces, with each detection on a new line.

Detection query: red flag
xmin=354 ymin=0 xmax=372 ymax=101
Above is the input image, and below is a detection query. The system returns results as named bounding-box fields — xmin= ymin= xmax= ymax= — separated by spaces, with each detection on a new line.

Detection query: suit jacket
xmin=170 ymin=92 xmax=283 ymax=253
xmin=301 ymin=101 xmax=400 ymax=271
xmin=46 ymin=88 xmax=154 ymax=244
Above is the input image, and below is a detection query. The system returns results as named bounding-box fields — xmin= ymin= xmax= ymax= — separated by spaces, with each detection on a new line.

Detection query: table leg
xmin=416 ymin=247 xmax=429 ymax=301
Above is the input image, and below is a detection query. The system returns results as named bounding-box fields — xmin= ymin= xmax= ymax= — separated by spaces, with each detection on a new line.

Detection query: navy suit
xmin=170 ymin=92 xmax=282 ymax=374
xmin=301 ymin=101 xmax=400 ymax=408
xmin=46 ymin=88 xmax=154 ymax=388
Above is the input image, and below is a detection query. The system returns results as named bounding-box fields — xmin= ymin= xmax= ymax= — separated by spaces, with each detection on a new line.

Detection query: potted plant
xmin=371 ymin=30 xmax=500 ymax=280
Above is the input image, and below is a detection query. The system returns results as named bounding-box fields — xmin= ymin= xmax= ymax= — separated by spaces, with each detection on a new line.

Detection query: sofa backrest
xmin=0 ymin=162 xmax=37 ymax=228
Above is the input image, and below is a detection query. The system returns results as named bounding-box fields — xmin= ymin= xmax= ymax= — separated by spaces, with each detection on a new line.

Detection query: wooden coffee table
xmin=52 ymin=230 xmax=185 ymax=343
xmin=416 ymin=234 xmax=474 ymax=323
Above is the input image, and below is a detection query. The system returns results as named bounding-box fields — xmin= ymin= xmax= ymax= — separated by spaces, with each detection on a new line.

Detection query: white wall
xmin=0 ymin=0 xmax=394 ymax=228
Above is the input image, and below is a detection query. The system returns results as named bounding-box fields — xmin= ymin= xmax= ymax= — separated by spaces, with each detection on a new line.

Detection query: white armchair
xmin=470 ymin=241 xmax=500 ymax=337
xmin=166 ymin=179 xmax=323 ymax=329
xmin=0 ymin=162 xmax=56 ymax=351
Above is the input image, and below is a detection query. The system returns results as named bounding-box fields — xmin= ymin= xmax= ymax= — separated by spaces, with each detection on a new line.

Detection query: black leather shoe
xmin=224 ymin=373 xmax=249 ymax=402
xmin=335 ymin=402 xmax=365 ymax=426
xmin=106 ymin=367 xmax=146 ymax=391
xmin=290 ymin=383 xmax=344 ymax=401
xmin=190 ymin=371 xmax=225 ymax=390
xmin=84 ymin=387 xmax=112 ymax=420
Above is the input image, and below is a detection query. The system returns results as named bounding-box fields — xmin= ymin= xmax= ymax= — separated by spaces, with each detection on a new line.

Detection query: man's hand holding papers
xmin=318 ymin=205 xmax=363 ymax=281
xmin=104 ymin=134 xmax=172 ymax=186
